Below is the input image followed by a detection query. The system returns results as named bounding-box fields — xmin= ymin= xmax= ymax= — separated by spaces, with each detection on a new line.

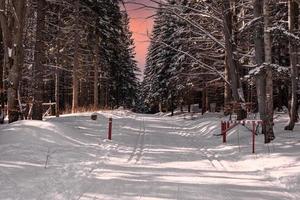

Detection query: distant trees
xmin=143 ymin=3 xmax=176 ymax=114
xmin=0 ymin=0 xmax=139 ymax=123
xmin=143 ymin=0 xmax=230 ymax=113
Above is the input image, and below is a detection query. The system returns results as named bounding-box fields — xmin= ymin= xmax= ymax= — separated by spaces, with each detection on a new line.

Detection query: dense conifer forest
xmin=0 ymin=0 xmax=140 ymax=123
xmin=141 ymin=0 xmax=300 ymax=143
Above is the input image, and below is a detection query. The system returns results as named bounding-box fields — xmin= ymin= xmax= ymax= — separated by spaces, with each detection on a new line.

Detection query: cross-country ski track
xmin=0 ymin=110 xmax=299 ymax=199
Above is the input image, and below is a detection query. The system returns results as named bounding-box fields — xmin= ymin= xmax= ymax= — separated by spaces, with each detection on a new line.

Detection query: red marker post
xmin=252 ymin=121 xmax=256 ymax=154
xmin=108 ymin=117 xmax=112 ymax=140
xmin=221 ymin=121 xmax=227 ymax=143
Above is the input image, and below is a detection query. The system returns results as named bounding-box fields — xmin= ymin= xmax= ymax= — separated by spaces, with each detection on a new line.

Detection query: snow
xmin=246 ymin=63 xmax=289 ymax=78
xmin=0 ymin=111 xmax=300 ymax=199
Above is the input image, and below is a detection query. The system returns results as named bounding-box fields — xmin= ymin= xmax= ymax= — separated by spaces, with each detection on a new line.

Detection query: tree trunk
xmin=0 ymin=0 xmax=27 ymax=123
xmin=223 ymin=0 xmax=242 ymax=102
xmin=32 ymin=0 xmax=46 ymax=120
xmin=54 ymin=7 xmax=63 ymax=117
xmin=93 ymin=64 xmax=99 ymax=109
xmin=224 ymin=56 xmax=232 ymax=105
xmin=202 ymin=87 xmax=207 ymax=114
xmin=254 ymin=0 xmax=268 ymax=140
xmin=223 ymin=0 xmax=246 ymax=120
xmin=222 ymin=0 xmax=240 ymax=102
xmin=55 ymin=68 xmax=60 ymax=117
xmin=105 ymin=85 xmax=108 ymax=108
xmin=159 ymin=101 xmax=162 ymax=112
xmin=170 ymin=92 xmax=174 ymax=116
xmin=0 ymin=25 xmax=4 ymax=123
xmin=285 ymin=0 xmax=299 ymax=130
xmin=72 ymin=0 xmax=80 ymax=113
xmin=93 ymin=36 xmax=100 ymax=109
xmin=264 ymin=0 xmax=275 ymax=140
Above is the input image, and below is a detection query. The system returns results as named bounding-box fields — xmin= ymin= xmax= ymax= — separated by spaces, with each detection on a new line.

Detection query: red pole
xmin=252 ymin=121 xmax=256 ymax=153
xmin=108 ymin=117 xmax=112 ymax=140
xmin=223 ymin=121 xmax=227 ymax=143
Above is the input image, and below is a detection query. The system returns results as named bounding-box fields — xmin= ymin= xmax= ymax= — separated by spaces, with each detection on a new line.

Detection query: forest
xmin=0 ymin=0 xmax=140 ymax=123
xmin=142 ymin=0 xmax=300 ymax=143
xmin=1 ymin=0 xmax=300 ymax=145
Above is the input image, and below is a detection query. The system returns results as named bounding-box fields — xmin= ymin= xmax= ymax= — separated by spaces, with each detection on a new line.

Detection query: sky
xmin=124 ymin=0 xmax=157 ymax=75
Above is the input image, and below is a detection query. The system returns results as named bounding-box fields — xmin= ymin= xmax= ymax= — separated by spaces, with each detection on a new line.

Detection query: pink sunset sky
xmin=124 ymin=0 xmax=157 ymax=75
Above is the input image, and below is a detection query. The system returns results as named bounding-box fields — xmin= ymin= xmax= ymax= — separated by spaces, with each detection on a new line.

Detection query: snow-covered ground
xmin=0 ymin=110 xmax=299 ymax=200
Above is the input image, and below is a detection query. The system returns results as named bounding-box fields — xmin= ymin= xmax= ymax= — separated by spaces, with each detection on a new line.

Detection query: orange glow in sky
xmin=125 ymin=1 xmax=156 ymax=75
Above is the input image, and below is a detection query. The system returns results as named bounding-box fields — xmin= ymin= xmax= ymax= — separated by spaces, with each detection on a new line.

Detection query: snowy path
xmin=0 ymin=111 xmax=300 ymax=199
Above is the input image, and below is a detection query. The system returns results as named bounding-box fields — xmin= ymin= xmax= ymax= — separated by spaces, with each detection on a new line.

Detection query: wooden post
xmin=108 ymin=117 xmax=112 ymax=140
xmin=222 ymin=121 xmax=227 ymax=143
xmin=252 ymin=121 xmax=256 ymax=154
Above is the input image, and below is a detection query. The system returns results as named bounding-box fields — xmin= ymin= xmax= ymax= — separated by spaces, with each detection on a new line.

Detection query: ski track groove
xmin=42 ymin=133 xmax=121 ymax=200
xmin=175 ymin=121 xmax=226 ymax=171
xmin=174 ymin=121 xmax=238 ymax=200
xmin=75 ymin=140 xmax=121 ymax=199
xmin=127 ymin=117 xmax=146 ymax=164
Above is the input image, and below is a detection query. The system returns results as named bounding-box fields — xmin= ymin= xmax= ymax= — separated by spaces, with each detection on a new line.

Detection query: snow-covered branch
xmin=268 ymin=26 xmax=300 ymax=42
xmin=246 ymin=63 xmax=289 ymax=78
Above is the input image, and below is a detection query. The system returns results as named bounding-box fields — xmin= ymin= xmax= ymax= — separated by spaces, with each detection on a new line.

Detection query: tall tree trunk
xmin=32 ymin=0 xmax=46 ymax=120
xmin=72 ymin=0 xmax=80 ymax=113
xmin=285 ymin=0 xmax=299 ymax=130
xmin=254 ymin=0 xmax=268 ymax=140
xmin=0 ymin=0 xmax=27 ymax=123
xmin=55 ymin=68 xmax=60 ymax=117
xmin=223 ymin=0 xmax=240 ymax=102
xmin=55 ymin=6 xmax=63 ymax=118
xmin=159 ymin=101 xmax=163 ymax=112
xmin=93 ymin=36 xmax=100 ymax=109
xmin=93 ymin=63 xmax=99 ymax=109
xmin=170 ymin=92 xmax=174 ymax=116
xmin=224 ymin=57 xmax=231 ymax=105
xmin=202 ymin=87 xmax=207 ymax=114
xmin=0 ymin=25 xmax=4 ymax=122
xmin=264 ymin=0 xmax=275 ymax=140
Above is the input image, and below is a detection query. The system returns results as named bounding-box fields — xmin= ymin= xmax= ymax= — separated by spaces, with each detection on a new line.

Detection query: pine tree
xmin=143 ymin=2 xmax=179 ymax=113
xmin=118 ymin=12 xmax=140 ymax=108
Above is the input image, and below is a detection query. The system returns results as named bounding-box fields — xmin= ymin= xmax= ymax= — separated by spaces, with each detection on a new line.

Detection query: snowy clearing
xmin=0 ymin=111 xmax=300 ymax=200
